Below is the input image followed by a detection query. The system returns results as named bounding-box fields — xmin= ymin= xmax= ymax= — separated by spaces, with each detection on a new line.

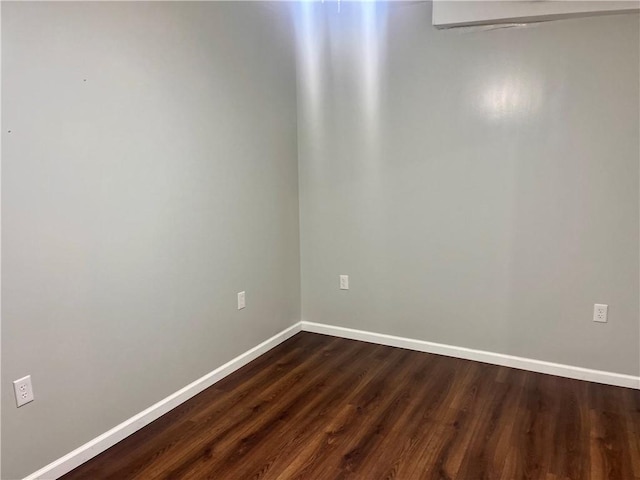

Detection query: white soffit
xmin=432 ymin=1 xmax=640 ymax=28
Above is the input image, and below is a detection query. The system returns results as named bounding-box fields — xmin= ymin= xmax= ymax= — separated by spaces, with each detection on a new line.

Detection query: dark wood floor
xmin=62 ymin=332 xmax=640 ymax=480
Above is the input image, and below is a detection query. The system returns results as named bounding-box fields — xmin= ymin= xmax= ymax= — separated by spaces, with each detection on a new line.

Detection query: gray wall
xmin=297 ymin=2 xmax=639 ymax=376
xmin=1 ymin=2 xmax=299 ymax=478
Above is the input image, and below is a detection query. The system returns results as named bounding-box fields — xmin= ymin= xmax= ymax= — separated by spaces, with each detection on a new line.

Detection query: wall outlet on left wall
xmin=238 ymin=291 xmax=246 ymax=310
xmin=13 ymin=375 xmax=35 ymax=407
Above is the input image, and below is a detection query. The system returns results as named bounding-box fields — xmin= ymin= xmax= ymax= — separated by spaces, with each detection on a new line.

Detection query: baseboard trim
xmin=24 ymin=322 xmax=302 ymax=480
xmin=23 ymin=319 xmax=639 ymax=479
xmin=301 ymin=321 xmax=640 ymax=390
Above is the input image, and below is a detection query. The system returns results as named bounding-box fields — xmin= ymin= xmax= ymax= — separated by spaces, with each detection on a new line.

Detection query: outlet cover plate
xmin=238 ymin=291 xmax=246 ymax=310
xmin=340 ymin=275 xmax=349 ymax=290
xmin=593 ymin=304 xmax=608 ymax=323
xmin=13 ymin=375 xmax=34 ymax=407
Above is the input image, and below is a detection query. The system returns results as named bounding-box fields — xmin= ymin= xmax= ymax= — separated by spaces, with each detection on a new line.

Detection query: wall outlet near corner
xmin=340 ymin=275 xmax=349 ymax=290
xmin=13 ymin=375 xmax=34 ymax=407
xmin=237 ymin=291 xmax=246 ymax=310
xmin=593 ymin=304 xmax=608 ymax=323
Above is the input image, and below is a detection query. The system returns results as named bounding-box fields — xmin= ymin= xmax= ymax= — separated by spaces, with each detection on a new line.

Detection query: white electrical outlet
xmin=237 ymin=291 xmax=246 ymax=310
xmin=593 ymin=304 xmax=608 ymax=323
xmin=340 ymin=275 xmax=349 ymax=290
xmin=13 ymin=375 xmax=34 ymax=407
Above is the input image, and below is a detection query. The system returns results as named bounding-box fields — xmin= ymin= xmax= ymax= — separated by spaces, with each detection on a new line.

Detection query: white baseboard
xmin=301 ymin=321 xmax=640 ymax=390
xmin=24 ymin=322 xmax=302 ymax=480
xmin=24 ymin=319 xmax=639 ymax=479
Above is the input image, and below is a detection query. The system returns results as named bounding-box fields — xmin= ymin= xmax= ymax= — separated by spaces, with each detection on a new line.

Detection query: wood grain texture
xmin=61 ymin=332 xmax=640 ymax=480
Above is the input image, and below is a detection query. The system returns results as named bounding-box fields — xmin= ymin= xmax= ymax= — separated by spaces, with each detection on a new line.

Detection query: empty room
xmin=1 ymin=1 xmax=639 ymax=479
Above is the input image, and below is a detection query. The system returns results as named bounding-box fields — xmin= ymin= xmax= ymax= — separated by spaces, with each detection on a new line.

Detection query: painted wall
xmin=1 ymin=2 xmax=299 ymax=478
xmin=297 ymin=2 xmax=639 ymax=376
xmin=3 ymin=1 xmax=639 ymax=477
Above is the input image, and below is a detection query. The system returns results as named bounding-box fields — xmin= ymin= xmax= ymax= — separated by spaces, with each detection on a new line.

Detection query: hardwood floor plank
xmin=347 ymin=355 xmax=449 ymax=479
xmin=277 ymin=347 xmax=418 ymax=480
xmin=454 ymin=372 xmax=516 ymax=480
xmin=200 ymin=341 xmax=390 ymax=480
xmin=61 ymin=332 xmax=640 ymax=480
xmin=143 ymin=337 xmax=361 ymax=479
xmin=235 ymin=344 xmax=394 ymax=480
